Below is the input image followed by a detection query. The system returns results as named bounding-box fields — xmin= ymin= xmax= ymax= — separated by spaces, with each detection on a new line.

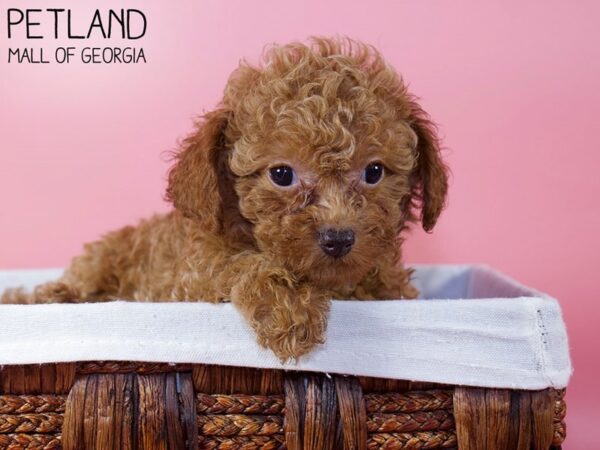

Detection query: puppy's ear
xmin=407 ymin=102 xmax=449 ymax=232
xmin=166 ymin=108 xmax=240 ymax=235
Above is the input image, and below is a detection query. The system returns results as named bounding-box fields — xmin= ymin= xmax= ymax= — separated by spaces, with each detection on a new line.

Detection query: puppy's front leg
xmin=227 ymin=255 xmax=330 ymax=361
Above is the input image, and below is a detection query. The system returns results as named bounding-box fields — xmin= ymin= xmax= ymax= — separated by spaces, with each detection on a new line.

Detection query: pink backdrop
xmin=1 ymin=1 xmax=598 ymax=446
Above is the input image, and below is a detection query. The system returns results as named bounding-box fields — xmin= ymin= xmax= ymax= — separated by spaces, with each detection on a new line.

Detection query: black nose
xmin=318 ymin=228 xmax=355 ymax=259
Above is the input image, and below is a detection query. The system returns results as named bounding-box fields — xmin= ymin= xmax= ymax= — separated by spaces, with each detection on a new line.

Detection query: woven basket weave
xmin=0 ymin=361 xmax=565 ymax=450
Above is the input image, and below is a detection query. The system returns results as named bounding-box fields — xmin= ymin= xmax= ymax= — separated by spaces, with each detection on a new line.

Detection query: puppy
xmin=2 ymin=37 xmax=448 ymax=361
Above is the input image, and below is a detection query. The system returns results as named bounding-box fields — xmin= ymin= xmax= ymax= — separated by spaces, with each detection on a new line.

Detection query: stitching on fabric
xmin=534 ymin=302 xmax=554 ymax=387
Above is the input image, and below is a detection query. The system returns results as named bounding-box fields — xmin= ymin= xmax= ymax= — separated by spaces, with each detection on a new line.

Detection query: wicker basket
xmin=0 ymin=361 xmax=565 ymax=450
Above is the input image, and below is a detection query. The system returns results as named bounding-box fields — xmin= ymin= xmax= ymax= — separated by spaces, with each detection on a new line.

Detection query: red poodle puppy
xmin=2 ymin=37 xmax=448 ymax=361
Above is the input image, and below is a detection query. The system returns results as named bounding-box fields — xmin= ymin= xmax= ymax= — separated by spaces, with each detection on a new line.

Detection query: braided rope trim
xmin=367 ymin=410 xmax=454 ymax=433
xmin=194 ymin=390 xmax=565 ymax=444
xmin=0 ymin=389 xmax=565 ymax=447
xmin=554 ymin=390 xmax=566 ymax=422
xmin=196 ymin=432 xmax=457 ymax=450
xmin=197 ymin=394 xmax=285 ymax=415
xmin=198 ymin=415 xmax=283 ymax=437
xmin=364 ymin=390 xmax=453 ymax=413
xmin=196 ymin=390 xmax=454 ymax=416
xmin=0 ymin=396 xmax=66 ymax=414
xmin=0 ymin=433 xmax=61 ymax=449
xmin=0 ymin=413 xmax=63 ymax=434
xmin=76 ymin=361 xmax=192 ymax=374
xmin=367 ymin=431 xmax=457 ymax=450
xmin=198 ymin=434 xmax=285 ymax=450
xmin=553 ymin=420 xmax=566 ymax=447
xmin=553 ymin=389 xmax=567 ymax=446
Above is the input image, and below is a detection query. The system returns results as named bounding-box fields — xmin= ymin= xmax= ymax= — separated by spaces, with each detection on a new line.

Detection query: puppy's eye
xmin=269 ymin=165 xmax=297 ymax=187
xmin=362 ymin=162 xmax=384 ymax=185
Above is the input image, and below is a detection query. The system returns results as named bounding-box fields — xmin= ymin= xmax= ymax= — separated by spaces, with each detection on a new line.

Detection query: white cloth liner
xmin=0 ymin=264 xmax=571 ymax=390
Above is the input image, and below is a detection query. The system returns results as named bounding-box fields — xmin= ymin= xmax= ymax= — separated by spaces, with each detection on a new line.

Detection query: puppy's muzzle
xmin=318 ymin=228 xmax=355 ymax=259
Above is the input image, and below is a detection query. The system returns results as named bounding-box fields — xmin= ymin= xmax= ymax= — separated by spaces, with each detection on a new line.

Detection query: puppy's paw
xmin=1 ymin=282 xmax=81 ymax=304
xmin=254 ymin=306 xmax=328 ymax=362
xmin=232 ymin=276 xmax=330 ymax=362
xmin=1 ymin=287 xmax=30 ymax=304
xmin=33 ymin=281 xmax=81 ymax=303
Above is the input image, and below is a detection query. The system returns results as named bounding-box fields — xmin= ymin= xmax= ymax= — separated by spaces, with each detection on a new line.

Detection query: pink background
xmin=1 ymin=1 xmax=598 ymax=446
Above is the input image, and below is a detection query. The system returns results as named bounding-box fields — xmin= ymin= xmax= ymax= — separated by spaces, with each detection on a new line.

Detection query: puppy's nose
xmin=318 ymin=228 xmax=355 ymax=259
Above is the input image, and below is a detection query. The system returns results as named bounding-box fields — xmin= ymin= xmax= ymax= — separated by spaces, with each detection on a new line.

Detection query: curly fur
xmin=1 ymin=37 xmax=448 ymax=361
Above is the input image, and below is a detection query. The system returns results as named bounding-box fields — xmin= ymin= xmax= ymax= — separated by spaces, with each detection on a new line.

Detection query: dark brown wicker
xmin=0 ymin=362 xmax=566 ymax=449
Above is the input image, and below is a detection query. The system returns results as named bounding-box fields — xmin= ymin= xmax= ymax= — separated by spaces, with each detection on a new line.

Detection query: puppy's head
xmin=167 ymin=38 xmax=448 ymax=288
